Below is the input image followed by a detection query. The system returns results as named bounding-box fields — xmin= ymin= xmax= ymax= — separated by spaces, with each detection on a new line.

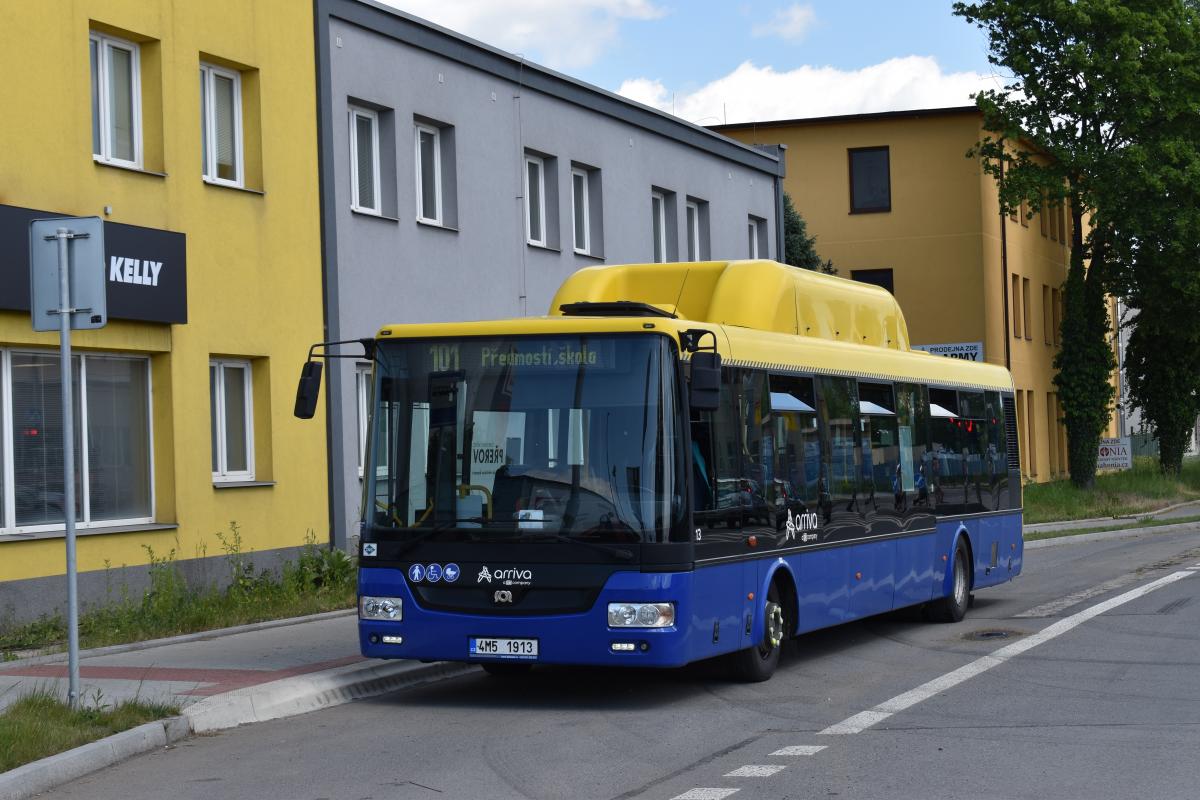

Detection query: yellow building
xmin=716 ymin=107 xmax=1107 ymax=483
xmin=0 ymin=1 xmax=327 ymax=622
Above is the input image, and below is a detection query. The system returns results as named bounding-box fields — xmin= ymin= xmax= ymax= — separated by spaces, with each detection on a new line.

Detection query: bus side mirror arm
xmin=293 ymin=338 xmax=377 ymax=420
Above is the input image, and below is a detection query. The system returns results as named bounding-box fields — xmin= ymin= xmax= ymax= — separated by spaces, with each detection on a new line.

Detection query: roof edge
xmin=710 ymin=105 xmax=980 ymax=132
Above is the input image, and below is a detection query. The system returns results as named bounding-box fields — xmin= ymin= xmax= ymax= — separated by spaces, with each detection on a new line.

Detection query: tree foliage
xmin=954 ymin=0 xmax=1200 ymax=486
xmin=782 ymin=193 xmax=836 ymax=274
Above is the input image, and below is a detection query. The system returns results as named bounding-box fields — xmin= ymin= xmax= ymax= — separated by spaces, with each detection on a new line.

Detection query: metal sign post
xmin=29 ymin=217 xmax=106 ymax=710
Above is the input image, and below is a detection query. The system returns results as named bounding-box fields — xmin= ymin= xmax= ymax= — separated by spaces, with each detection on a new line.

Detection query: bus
xmin=295 ymin=259 xmax=1023 ymax=682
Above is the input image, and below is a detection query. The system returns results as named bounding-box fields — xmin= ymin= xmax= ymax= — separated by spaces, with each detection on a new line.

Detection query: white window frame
xmin=525 ymin=154 xmax=547 ymax=247
xmin=414 ymin=123 xmax=443 ymax=224
xmin=686 ymin=201 xmax=700 ymax=261
xmin=651 ymin=191 xmax=667 ymax=263
xmin=571 ymin=168 xmax=590 ymax=255
xmin=748 ymin=218 xmax=761 ymax=258
xmin=210 ymin=359 xmax=255 ymax=483
xmin=200 ymin=63 xmax=245 ymax=188
xmin=90 ymin=32 xmax=142 ymax=169
xmin=348 ymin=106 xmax=381 ymax=214
xmin=0 ymin=349 xmax=154 ymax=535
xmin=355 ymin=363 xmax=372 ymax=478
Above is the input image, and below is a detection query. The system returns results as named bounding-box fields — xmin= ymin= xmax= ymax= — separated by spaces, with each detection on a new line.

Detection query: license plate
xmin=469 ymin=637 xmax=538 ymax=660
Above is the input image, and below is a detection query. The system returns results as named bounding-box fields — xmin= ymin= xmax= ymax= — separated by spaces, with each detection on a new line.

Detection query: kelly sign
xmin=912 ymin=341 xmax=984 ymax=362
xmin=1097 ymin=437 xmax=1132 ymax=471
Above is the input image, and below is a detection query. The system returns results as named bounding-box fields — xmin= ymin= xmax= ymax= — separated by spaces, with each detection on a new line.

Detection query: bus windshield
xmin=365 ymin=334 xmax=684 ymax=544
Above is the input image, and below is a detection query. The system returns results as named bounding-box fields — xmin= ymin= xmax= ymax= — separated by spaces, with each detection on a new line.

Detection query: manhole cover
xmin=964 ymin=629 xmax=1012 ymax=641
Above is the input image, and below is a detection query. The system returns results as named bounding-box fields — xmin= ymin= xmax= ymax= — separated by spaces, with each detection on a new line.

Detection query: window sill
xmin=213 ymin=480 xmax=276 ymax=489
xmin=527 ymin=241 xmax=562 ymax=254
xmin=94 ymin=159 xmax=167 ymax=178
xmin=416 ymin=218 xmax=459 ymax=233
xmin=0 ymin=522 xmax=178 ymax=544
xmin=849 ymin=207 xmax=890 ymax=215
xmin=203 ymin=178 xmax=265 ymax=196
xmin=574 ymin=250 xmax=605 ymax=262
xmin=351 ymin=208 xmax=400 ymax=222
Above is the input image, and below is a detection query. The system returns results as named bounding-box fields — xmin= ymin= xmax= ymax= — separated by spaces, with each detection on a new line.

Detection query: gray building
xmin=315 ymin=0 xmax=786 ymax=546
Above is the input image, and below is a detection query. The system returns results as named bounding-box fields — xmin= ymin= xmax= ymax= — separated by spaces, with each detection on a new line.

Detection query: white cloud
xmin=752 ymin=4 xmax=816 ymax=42
xmin=616 ymin=57 xmax=1000 ymax=125
xmin=377 ymin=0 xmax=664 ymax=70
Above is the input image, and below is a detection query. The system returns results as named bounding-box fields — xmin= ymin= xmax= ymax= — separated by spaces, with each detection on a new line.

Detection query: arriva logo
xmin=476 ymin=566 xmax=533 ymax=584
xmin=783 ymin=509 xmax=821 ymax=544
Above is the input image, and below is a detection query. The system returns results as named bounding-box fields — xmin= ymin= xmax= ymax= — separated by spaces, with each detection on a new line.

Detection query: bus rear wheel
xmin=729 ymin=581 xmax=788 ymax=682
xmin=929 ymin=539 xmax=971 ymax=623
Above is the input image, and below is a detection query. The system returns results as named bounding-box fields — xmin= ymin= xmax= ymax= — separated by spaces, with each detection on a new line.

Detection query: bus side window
xmin=985 ymin=390 xmax=1009 ymax=510
xmin=958 ymin=391 xmax=988 ymax=512
xmin=928 ymin=387 xmax=960 ymax=511
xmin=691 ymin=369 xmax=740 ymax=529
xmin=769 ymin=375 xmax=819 ymax=515
xmin=858 ymin=382 xmax=899 ymax=514
xmin=816 ymin=377 xmax=861 ymax=523
xmin=737 ymin=370 xmax=771 ymax=530
xmin=894 ymin=382 xmax=931 ymax=513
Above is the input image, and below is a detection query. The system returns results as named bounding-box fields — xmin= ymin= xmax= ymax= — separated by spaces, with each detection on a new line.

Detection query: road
xmin=44 ymin=529 xmax=1200 ymax=800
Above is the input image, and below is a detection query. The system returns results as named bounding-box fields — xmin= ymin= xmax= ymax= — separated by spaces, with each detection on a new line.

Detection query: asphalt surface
xmin=41 ymin=528 xmax=1200 ymax=800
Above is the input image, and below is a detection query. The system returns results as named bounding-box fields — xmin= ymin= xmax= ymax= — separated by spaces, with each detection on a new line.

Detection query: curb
xmin=1025 ymin=519 xmax=1200 ymax=549
xmin=3 ymin=608 xmax=356 ymax=669
xmin=1023 ymin=499 xmax=1200 ymax=535
xmin=0 ymin=658 xmax=474 ymax=798
xmin=184 ymin=659 xmax=474 ymax=732
xmin=0 ymin=715 xmax=189 ymax=800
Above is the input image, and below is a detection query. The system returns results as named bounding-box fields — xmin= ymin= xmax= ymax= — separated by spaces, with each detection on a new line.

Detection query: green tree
xmin=782 ymin=193 xmax=835 ymax=274
xmin=953 ymin=0 xmax=1198 ymax=487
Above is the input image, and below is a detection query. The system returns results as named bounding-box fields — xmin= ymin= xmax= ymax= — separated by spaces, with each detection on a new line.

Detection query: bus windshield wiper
xmin=518 ymin=532 xmax=636 ymax=562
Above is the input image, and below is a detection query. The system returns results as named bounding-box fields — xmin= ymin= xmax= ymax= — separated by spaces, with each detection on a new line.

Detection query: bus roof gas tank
xmin=549 ymin=259 xmax=910 ymax=351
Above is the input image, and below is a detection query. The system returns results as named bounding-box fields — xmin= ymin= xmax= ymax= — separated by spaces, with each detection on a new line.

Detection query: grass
xmin=0 ymin=526 xmax=357 ymax=659
xmin=0 ymin=690 xmax=178 ymax=773
xmin=1022 ymin=457 xmax=1200 ymax=524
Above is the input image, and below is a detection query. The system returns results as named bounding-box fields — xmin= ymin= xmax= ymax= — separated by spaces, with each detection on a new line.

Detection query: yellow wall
xmin=720 ymin=110 xmax=1075 ymax=483
xmin=0 ymin=0 xmax=327 ymax=582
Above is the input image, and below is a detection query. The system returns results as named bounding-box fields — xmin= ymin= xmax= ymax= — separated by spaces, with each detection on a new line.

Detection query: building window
xmin=686 ymin=201 xmax=700 ymax=261
xmin=1043 ymin=285 xmax=1053 ymax=344
xmin=1040 ymin=196 xmax=1050 ymax=238
xmin=851 ymin=268 xmax=895 ymax=295
xmin=200 ymin=64 xmax=243 ymax=187
xmin=525 ymin=155 xmax=547 ymax=246
xmin=747 ymin=218 xmax=759 ymax=258
xmin=1011 ymin=274 xmax=1023 ymax=338
xmin=848 ymin=146 xmax=890 ymax=213
xmin=748 ymin=215 xmax=768 ymax=258
xmin=1052 ymin=288 xmax=1063 ymax=346
xmin=90 ymin=33 xmax=141 ymax=167
xmin=349 ymin=107 xmax=381 ymax=213
xmin=210 ymin=360 xmax=254 ymax=481
xmin=3 ymin=350 xmax=152 ymax=532
xmin=356 ymin=364 xmax=372 ymax=477
xmin=415 ymin=123 xmax=442 ymax=224
xmin=652 ymin=191 xmax=667 ymax=262
xmin=1020 ymin=200 xmax=1029 ymax=227
xmin=1026 ymin=390 xmax=1038 ymax=477
xmin=1022 ymin=277 xmax=1032 ymax=339
xmin=571 ymin=168 xmax=591 ymax=254
xmin=1057 ymin=203 xmax=1067 ymax=243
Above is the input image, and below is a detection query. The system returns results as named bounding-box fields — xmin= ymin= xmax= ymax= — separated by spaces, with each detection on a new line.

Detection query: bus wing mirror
xmin=689 ymin=352 xmax=721 ymax=412
xmin=294 ymin=360 xmax=324 ymax=419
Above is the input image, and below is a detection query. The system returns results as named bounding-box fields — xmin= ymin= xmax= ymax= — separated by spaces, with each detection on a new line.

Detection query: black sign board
xmin=2 ymin=204 xmax=187 ymax=324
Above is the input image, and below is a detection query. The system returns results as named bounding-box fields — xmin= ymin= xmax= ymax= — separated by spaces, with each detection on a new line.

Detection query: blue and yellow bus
xmin=297 ymin=260 xmax=1022 ymax=681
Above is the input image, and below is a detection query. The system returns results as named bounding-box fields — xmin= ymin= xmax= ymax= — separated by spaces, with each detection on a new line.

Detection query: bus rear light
xmin=607 ymin=602 xmax=675 ymax=628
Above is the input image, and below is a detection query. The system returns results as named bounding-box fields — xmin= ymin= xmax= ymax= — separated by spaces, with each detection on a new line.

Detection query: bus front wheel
xmin=929 ymin=539 xmax=971 ymax=623
xmin=729 ymin=581 xmax=788 ymax=682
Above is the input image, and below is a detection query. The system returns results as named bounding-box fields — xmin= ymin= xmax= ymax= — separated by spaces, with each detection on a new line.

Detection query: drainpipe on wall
xmin=752 ymin=143 xmax=788 ymax=261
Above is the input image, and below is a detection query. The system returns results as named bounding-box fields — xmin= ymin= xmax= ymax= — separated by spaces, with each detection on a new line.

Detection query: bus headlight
xmin=360 ymin=596 xmax=403 ymax=621
xmin=607 ymin=602 xmax=674 ymax=628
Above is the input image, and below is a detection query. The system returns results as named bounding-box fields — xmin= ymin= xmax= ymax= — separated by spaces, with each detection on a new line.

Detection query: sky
xmin=378 ymin=0 xmax=1012 ymax=125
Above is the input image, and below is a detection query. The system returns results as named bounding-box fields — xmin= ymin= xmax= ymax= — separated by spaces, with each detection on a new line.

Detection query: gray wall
xmin=318 ymin=1 xmax=783 ymax=546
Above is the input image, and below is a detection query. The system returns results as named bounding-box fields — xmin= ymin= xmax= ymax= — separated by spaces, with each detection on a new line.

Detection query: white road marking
xmin=770 ymin=745 xmax=827 ymax=756
xmin=1015 ymin=573 xmax=1141 ymax=617
xmin=725 ymin=765 xmax=786 ymax=777
xmin=671 ymin=790 xmax=739 ymax=800
xmin=819 ymin=569 xmax=1197 ymax=736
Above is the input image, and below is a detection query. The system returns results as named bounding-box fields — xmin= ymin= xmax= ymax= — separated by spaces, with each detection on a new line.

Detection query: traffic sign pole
xmin=54 ymin=227 xmax=81 ymax=710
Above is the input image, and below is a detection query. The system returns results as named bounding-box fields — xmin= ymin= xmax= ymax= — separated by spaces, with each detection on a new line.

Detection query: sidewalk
xmin=0 ymin=609 xmax=473 ymax=798
xmin=1023 ymin=498 xmax=1200 ymax=535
